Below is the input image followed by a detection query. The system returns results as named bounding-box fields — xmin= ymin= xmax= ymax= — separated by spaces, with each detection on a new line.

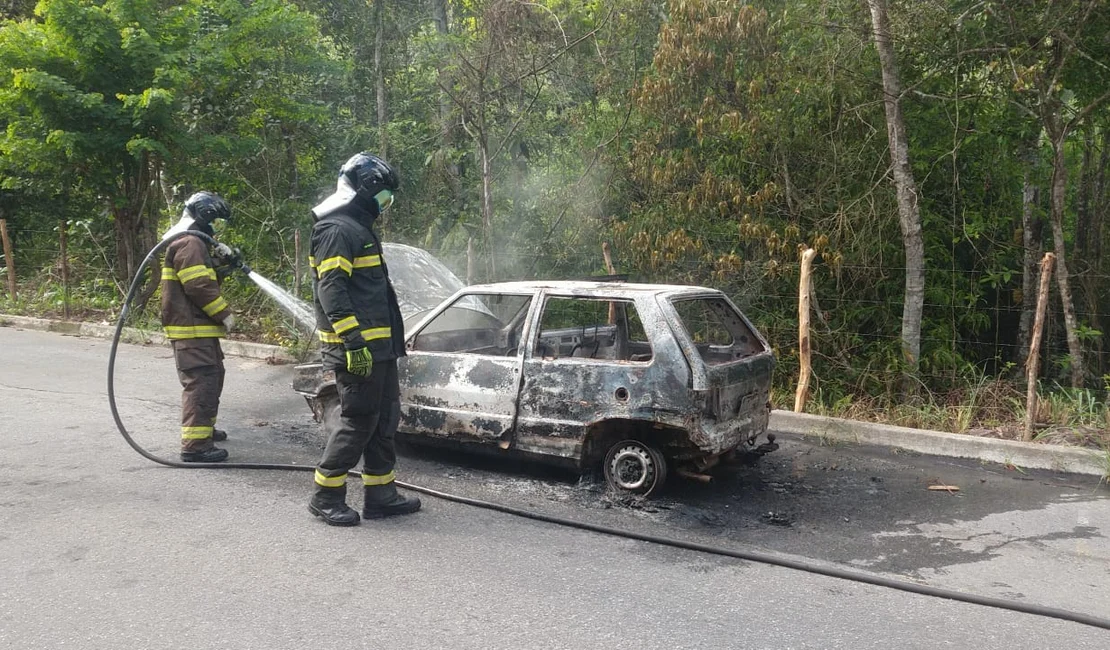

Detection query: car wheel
xmin=603 ymin=439 xmax=667 ymax=496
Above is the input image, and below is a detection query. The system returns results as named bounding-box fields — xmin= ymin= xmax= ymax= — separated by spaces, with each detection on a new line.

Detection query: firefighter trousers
xmin=172 ymin=338 xmax=225 ymax=452
xmin=315 ymin=360 xmax=400 ymax=488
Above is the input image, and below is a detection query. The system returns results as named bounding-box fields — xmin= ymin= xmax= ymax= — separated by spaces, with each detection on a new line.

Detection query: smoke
xmin=395 ymin=153 xmax=614 ymax=285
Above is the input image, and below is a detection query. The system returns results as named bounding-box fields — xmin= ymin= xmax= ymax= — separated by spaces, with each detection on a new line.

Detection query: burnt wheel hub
xmin=611 ymin=445 xmax=655 ymax=490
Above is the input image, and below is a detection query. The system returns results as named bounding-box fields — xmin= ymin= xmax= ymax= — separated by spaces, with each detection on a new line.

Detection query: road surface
xmin=1 ymin=327 xmax=1108 ymax=648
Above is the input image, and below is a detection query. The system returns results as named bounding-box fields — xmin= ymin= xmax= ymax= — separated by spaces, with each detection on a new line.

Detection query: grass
xmin=0 ymin=270 xmax=312 ymax=354
xmin=782 ymin=376 xmax=1110 ymax=451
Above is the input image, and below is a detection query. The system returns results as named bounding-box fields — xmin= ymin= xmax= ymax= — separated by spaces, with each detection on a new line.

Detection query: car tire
xmin=603 ymin=439 xmax=667 ymax=497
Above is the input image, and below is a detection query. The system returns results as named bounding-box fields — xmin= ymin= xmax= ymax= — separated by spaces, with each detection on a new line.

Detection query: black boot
xmin=212 ymin=429 xmax=228 ymax=442
xmin=363 ymin=482 xmax=421 ymax=519
xmin=309 ymin=484 xmax=360 ymax=527
xmin=181 ymin=446 xmax=229 ymax=463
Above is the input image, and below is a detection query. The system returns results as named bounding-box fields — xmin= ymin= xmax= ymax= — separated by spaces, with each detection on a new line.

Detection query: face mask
xmin=374 ymin=190 xmax=394 ymax=213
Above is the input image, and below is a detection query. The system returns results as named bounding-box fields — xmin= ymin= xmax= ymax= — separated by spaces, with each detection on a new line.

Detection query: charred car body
xmin=294 ymin=256 xmax=775 ymax=495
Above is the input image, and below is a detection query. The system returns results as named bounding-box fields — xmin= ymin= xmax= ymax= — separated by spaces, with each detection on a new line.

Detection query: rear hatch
xmin=668 ymin=295 xmax=774 ymax=432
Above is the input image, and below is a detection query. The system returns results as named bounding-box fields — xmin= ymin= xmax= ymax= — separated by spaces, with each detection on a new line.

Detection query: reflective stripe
xmin=314 ymin=470 xmax=347 ymax=488
xmin=361 ymin=327 xmax=392 ymax=341
xmin=332 ymin=315 xmax=359 ymax=334
xmin=164 ymin=325 xmax=226 ymax=339
xmin=352 ymin=255 xmax=382 ymax=269
xmin=316 ymin=256 xmax=353 ymax=277
xmin=318 ymin=330 xmax=342 ymax=344
xmin=201 ymin=297 xmax=229 ymax=317
xmin=161 ymin=268 xmax=178 ymax=280
xmin=362 ymin=471 xmax=395 ymax=486
xmin=178 ymin=264 xmax=217 ymax=283
xmin=308 ymin=256 xmax=317 ymax=268
xmin=182 ymin=426 xmax=213 ymax=440
xmin=318 ymin=326 xmax=391 ymax=344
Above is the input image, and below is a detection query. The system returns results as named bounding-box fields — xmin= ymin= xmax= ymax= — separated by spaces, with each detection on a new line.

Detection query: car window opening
xmin=412 ymin=294 xmax=532 ymax=356
xmin=534 ymin=297 xmax=653 ymax=363
xmin=671 ymin=297 xmax=764 ymax=365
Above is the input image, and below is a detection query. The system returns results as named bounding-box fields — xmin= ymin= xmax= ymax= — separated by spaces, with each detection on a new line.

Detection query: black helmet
xmin=184 ymin=191 xmax=232 ymax=226
xmin=339 ymin=153 xmax=399 ymax=212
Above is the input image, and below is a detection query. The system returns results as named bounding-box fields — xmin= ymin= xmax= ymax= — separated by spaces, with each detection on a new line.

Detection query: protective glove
xmin=223 ymin=314 xmax=236 ymax=332
xmin=212 ymin=243 xmax=244 ymax=269
xmin=345 ymin=345 xmax=373 ymax=377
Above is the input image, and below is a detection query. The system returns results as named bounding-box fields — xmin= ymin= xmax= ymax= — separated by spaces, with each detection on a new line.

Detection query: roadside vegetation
xmin=1 ymin=0 xmax=1109 ymax=445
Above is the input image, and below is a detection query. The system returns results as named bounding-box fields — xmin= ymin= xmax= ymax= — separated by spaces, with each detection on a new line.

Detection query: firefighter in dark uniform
xmin=160 ymin=191 xmax=239 ymax=463
xmin=308 ymin=152 xmax=421 ymax=526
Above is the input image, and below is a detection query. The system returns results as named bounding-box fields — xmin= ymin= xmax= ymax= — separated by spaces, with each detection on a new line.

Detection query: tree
xmin=867 ymin=0 xmax=926 ymax=386
xmin=970 ymin=0 xmax=1110 ymax=387
xmin=0 ymin=0 xmax=192 ymax=283
xmin=172 ymin=0 xmax=342 ymax=268
xmin=435 ymin=0 xmax=595 ymax=280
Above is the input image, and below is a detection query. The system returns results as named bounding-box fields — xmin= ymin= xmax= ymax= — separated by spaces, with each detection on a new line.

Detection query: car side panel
xmin=512 ymin=295 xmax=693 ymax=460
xmin=398 ymin=352 xmax=522 ymax=445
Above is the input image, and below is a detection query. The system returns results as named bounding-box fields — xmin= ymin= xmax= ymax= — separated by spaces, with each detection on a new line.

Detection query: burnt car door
xmin=400 ymin=291 xmax=534 ymax=446
xmin=513 ymin=293 xmax=682 ymax=462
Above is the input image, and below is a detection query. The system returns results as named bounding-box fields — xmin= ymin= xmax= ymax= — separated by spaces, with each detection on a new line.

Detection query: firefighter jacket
xmin=310 ymin=208 xmax=406 ymax=369
xmin=161 ymin=233 xmax=231 ymax=340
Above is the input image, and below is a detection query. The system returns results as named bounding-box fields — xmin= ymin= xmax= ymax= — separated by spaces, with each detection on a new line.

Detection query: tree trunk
xmin=113 ymin=153 xmax=160 ymax=310
xmin=374 ymin=0 xmax=388 ymax=159
xmin=1075 ymin=126 xmax=1094 ymax=261
xmin=432 ymin=0 xmax=465 ymax=242
xmin=1092 ymin=128 xmax=1108 ymax=272
xmin=1048 ymin=139 xmax=1086 ymax=387
xmin=1089 ymin=127 xmax=1108 ymax=377
xmin=1016 ymin=144 xmax=1044 ymax=369
xmin=479 ymin=132 xmax=495 ymax=280
xmin=1092 ymin=128 xmax=1108 ymax=273
xmin=282 ymin=122 xmax=299 ymax=200
xmin=867 ymin=0 xmax=925 ymax=384
xmin=1074 ymin=127 xmax=1099 ymax=378
xmin=432 ymin=0 xmax=451 ymax=124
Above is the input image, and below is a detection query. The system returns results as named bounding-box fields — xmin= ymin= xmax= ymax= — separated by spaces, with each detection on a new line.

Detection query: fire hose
xmin=107 ymin=231 xmax=1110 ymax=632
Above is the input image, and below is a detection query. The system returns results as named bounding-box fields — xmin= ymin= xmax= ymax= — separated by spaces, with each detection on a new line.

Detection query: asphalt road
xmin=1 ymin=326 xmax=1108 ymax=649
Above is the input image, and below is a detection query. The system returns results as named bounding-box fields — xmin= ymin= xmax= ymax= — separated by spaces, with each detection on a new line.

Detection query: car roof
xmin=461 ymin=280 xmax=723 ymax=298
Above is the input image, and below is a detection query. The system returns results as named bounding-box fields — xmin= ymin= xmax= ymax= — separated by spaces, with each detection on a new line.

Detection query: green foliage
xmin=1 ymin=0 xmax=1109 ymax=415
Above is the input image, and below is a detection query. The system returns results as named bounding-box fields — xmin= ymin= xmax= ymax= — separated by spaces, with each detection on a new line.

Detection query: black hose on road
xmin=108 ymin=234 xmax=1110 ymax=632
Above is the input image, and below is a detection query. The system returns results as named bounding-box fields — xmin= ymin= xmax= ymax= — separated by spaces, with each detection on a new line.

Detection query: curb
xmin=771 ymin=410 xmax=1107 ymax=477
xmin=0 ymin=314 xmax=298 ymax=363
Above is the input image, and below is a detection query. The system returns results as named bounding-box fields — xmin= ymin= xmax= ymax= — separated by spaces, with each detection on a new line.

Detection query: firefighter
xmin=161 ymin=191 xmax=239 ymax=463
xmin=308 ymin=152 xmax=421 ymax=526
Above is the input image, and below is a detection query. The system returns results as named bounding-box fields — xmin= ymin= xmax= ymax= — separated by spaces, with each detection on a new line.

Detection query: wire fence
xmin=3 ymin=218 xmax=1109 ymax=402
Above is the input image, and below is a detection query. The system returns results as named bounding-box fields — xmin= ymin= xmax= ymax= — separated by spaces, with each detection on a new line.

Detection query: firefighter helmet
xmin=184 ymin=191 xmax=232 ymax=226
xmin=312 ymin=152 xmax=399 ymax=219
xmin=340 ymin=152 xmax=399 ymax=213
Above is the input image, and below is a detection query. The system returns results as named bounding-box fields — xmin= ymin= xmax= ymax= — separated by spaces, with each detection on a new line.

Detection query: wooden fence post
xmin=294 ymin=229 xmax=302 ymax=297
xmin=0 ymin=218 xmax=15 ymax=301
xmin=1024 ymin=252 xmax=1056 ymax=442
xmin=794 ymin=248 xmax=817 ymax=413
xmin=59 ymin=221 xmax=70 ymax=319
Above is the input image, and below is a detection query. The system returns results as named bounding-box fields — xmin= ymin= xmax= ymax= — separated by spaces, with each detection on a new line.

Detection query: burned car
xmin=294 ymin=272 xmax=776 ymax=496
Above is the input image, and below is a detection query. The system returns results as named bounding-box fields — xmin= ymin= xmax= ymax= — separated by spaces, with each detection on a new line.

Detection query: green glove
xmin=345 ymin=346 xmax=373 ymax=377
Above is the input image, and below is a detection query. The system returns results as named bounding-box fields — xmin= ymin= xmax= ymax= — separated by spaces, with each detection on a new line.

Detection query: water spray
xmin=103 ymin=234 xmax=1110 ymax=633
xmin=244 ymin=270 xmax=316 ymax=335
